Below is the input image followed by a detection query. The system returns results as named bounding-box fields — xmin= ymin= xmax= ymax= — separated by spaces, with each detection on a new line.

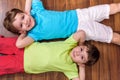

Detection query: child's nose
xmin=76 ymin=52 xmax=80 ymax=56
xmin=23 ymin=19 xmax=28 ymax=25
xmin=23 ymin=21 xmax=27 ymax=25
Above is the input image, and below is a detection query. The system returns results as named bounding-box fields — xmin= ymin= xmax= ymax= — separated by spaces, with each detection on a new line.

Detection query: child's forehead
xmin=17 ymin=13 xmax=24 ymax=16
xmin=15 ymin=13 xmax=25 ymax=19
xmin=79 ymin=45 xmax=88 ymax=49
xmin=15 ymin=13 xmax=21 ymax=18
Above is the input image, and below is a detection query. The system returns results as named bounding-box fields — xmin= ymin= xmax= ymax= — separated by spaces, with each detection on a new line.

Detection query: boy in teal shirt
xmin=3 ymin=0 xmax=120 ymax=48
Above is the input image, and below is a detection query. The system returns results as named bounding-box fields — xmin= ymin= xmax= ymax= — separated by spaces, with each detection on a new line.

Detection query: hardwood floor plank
xmin=0 ymin=0 xmax=120 ymax=80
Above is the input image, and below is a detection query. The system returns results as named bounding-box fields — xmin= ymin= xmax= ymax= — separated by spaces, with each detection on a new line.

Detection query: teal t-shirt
xmin=28 ymin=0 xmax=78 ymax=41
xmin=24 ymin=35 xmax=79 ymax=79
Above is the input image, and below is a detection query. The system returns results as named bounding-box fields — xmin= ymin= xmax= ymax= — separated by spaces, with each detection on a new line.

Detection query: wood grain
xmin=0 ymin=0 xmax=120 ymax=80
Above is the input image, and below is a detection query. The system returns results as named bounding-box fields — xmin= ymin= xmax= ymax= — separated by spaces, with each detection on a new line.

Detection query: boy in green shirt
xmin=24 ymin=30 xmax=100 ymax=80
xmin=0 ymin=30 xmax=100 ymax=80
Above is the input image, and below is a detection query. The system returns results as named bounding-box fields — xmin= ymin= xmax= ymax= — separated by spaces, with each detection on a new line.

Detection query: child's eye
xmin=81 ymin=56 xmax=83 ymax=60
xmin=20 ymin=24 xmax=23 ymax=28
xmin=22 ymin=15 xmax=24 ymax=20
xmin=81 ymin=48 xmax=83 ymax=51
xmin=81 ymin=56 xmax=85 ymax=62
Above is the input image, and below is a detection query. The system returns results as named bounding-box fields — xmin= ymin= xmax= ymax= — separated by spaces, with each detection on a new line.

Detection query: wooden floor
xmin=0 ymin=0 xmax=120 ymax=80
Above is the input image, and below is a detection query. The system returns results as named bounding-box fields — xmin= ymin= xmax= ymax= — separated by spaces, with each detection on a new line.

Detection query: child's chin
xmin=29 ymin=26 xmax=34 ymax=30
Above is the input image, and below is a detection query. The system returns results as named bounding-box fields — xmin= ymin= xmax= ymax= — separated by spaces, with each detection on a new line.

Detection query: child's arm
xmin=73 ymin=30 xmax=86 ymax=44
xmin=16 ymin=33 xmax=34 ymax=48
xmin=78 ymin=64 xmax=85 ymax=80
xmin=72 ymin=64 xmax=85 ymax=80
xmin=25 ymin=0 xmax=32 ymax=14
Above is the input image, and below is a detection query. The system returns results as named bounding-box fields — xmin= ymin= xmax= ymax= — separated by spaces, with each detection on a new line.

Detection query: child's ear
xmin=77 ymin=63 xmax=85 ymax=67
xmin=77 ymin=63 xmax=81 ymax=66
xmin=19 ymin=30 xmax=26 ymax=34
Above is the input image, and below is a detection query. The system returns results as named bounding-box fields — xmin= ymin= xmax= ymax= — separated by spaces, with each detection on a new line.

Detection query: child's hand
xmin=19 ymin=31 xmax=27 ymax=39
xmin=79 ymin=63 xmax=85 ymax=68
xmin=78 ymin=63 xmax=85 ymax=80
xmin=19 ymin=30 xmax=26 ymax=34
xmin=22 ymin=31 xmax=26 ymax=34
xmin=25 ymin=0 xmax=32 ymax=14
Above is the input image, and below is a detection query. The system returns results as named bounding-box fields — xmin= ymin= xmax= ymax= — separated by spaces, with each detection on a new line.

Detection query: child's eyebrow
xmin=19 ymin=13 xmax=23 ymax=17
xmin=20 ymin=13 xmax=23 ymax=17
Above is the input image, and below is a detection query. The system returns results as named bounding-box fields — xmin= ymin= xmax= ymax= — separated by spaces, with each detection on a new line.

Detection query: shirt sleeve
xmin=64 ymin=35 xmax=77 ymax=44
xmin=64 ymin=71 xmax=78 ymax=80
xmin=32 ymin=0 xmax=45 ymax=11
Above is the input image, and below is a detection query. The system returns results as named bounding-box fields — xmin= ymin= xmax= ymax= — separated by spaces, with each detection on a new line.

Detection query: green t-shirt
xmin=24 ymin=35 xmax=79 ymax=79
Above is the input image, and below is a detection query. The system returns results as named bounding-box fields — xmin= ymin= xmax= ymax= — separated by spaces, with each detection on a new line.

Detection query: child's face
xmin=13 ymin=12 xmax=35 ymax=33
xmin=70 ymin=45 xmax=88 ymax=64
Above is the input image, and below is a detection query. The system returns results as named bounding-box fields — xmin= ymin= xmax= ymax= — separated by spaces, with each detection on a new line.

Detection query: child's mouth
xmin=28 ymin=18 xmax=31 ymax=27
xmin=73 ymin=51 xmax=75 ymax=58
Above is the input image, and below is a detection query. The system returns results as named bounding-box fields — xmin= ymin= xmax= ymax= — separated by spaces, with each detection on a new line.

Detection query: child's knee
xmin=111 ymin=33 xmax=120 ymax=45
xmin=110 ymin=3 xmax=120 ymax=14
